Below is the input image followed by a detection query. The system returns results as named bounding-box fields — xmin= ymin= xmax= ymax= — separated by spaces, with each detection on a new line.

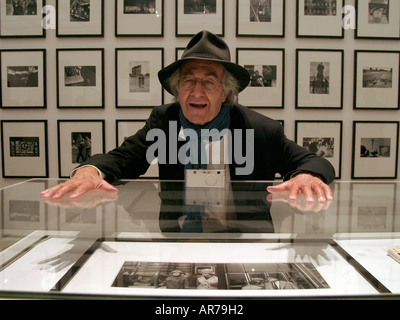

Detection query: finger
xmin=288 ymin=184 xmax=301 ymax=201
xmin=98 ymin=180 xmax=118 ymax=193
xmin=322 ymin=183 xmax=334 ymax=200
xmin=266 ymin=181 xmax=290 ymax=194
xmin=312 ymin=183 xmax=327 ymax=203
xmin=299 ymin=184 xmax=314 ymax=202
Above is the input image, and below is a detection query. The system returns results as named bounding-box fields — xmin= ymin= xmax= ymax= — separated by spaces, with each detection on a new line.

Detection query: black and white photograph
xmin=236 ymin=0 xmax=285 ymax=37
xmin=116 ymin=0 xmax=163 ymax=36
xmin=57 ymin=120 xmax=104 ymax=178
xmin=237 ymin=48 xmax=284 ymax=108
xmin=296 ymin=49 xmax=343 ymax=109
xmin=352 ymin=121 xmax=399 ymax=179
xmin=176 ymin=0 xmax=224 ymax=36
xmin=57 ymin=0 xmax=104 ymax=37
xmin=57 ymin=49 xmax=104 ymax=108
xmin=1 ymin=49 xmax=46 ymax=108
xmin=116 ymin=48 xmax=163 ymax=108
xmin=356 ymin=0 xmax=400 ymax=39
xmin=297 ymin=0 xmax=344 ymax=38
xmin=354 ymin=51 xmax=399 ymax=110
xmin=1 ymin=0 xmax=44 ymax=37
xmin=1 ymin=120 xmax=48 ymax=178
xmin=295 ymin=121 xmax=342 ymax=178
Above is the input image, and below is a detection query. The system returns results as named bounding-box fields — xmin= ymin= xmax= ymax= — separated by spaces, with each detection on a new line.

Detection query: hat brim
xmin=158 ymin=57 xmax=250 ymax=95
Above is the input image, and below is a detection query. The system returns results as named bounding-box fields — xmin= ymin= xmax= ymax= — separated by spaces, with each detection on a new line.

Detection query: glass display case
xmin=1 ymin=179 xmax=399 ymax=299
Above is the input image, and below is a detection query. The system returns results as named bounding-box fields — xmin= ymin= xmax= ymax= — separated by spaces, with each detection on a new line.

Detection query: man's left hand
xmin=266 ymin=173 xmax=333 ymax=203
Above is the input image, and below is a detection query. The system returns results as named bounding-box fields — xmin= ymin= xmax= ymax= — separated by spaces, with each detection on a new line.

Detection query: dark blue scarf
xmin=179 ymin=104 xmax=231 ymax=169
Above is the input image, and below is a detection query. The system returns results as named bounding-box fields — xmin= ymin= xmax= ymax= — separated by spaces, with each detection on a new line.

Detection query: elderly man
xmin=41 ymin=31 xmax=334 ymax=202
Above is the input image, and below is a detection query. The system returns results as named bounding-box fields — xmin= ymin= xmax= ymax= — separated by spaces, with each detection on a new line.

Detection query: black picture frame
xmin=0 ymin=49 xmax=47 ymax=109
xmin=57 ymin=120 xmax=105 ymax=178
xmin=115 ymin=48 xmax=164 ymax=108
xmin=56 ymin=48 xmax=105 ymax=109
xmin=176 ymin=0 xmax=225 ymax=37
xmin=56 ymin=0 xmax=104 ymax=37
xmin=236 ymin=0 xmax=285 ymax=37
xmin=115 ymin=0 xmax=164 ymax=37
xmin=1 ymin=120 xmax=48 ymax=178
xmin=352 ymin=121 xmax=399 ymax=179
xmin=295 ymin=120 xmax=343 ymax=179
xmin=296 ymin=49 xmax=344 ymax=109
xmin=354 ymin=50 xmax=400 ymax=110
xmin=296 ymin=0 xmax=344 ymax=38
xmin=355 ymin=0 xmax=400 ymax=40
xmin=0 ymin=0 xmax=46 ymax=38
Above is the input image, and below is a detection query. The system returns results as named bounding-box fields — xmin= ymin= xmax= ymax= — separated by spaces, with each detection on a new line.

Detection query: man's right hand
xmin=40 ymin=166 xmax=118 ymax=200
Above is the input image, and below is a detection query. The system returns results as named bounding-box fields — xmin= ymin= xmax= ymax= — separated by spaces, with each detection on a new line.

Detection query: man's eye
xmin=204 ymin=78 xmax=216 ymax=86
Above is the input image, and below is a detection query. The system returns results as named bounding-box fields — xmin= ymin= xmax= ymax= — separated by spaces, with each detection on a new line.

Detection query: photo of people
xmin=7 ymin=66 xmax=38 ymax=87
xmin=362 ymin=67 xmax=392 ymax=88
xmin=368 ymin=0 xmax=389 ymax=24
xmin=123 ymin=0 xmax=156 ymax=14
xmin=71 ymin=132 xmax=91 ymax=164
xmin=304 ymin=0 xmax=337 ymax=16
xmin=70 ymin=0 xmax=90 ymax=22
xmin=360 ymin=138 xmax=391 ymax=157
xmin=5 ymin=0 xmax=37 ymax=15
xmin=64 ymin=66 xmax=96 ymax=87
xmin=250 ymin=0 xmax=271 ymax=22
xmin=129 ymin=61 xmax=150 ymax=92
xmin=302 ymin=137 xmax=334 ymax=158
xmin=184 ymin=0 xmax=217 ymax=14
xmin=310 ymin=62 xmax=330 ymax=94
xmin=245 ymin=65 xmax=277 ymax=87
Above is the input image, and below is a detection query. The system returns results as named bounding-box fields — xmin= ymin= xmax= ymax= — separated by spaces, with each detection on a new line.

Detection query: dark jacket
xmin=82 ymin=103 xmax=335 ymax=183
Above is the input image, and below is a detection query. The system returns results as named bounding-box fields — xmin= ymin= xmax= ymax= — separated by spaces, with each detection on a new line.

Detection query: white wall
xmin=1 ymin=0 xmax=399 ymax=188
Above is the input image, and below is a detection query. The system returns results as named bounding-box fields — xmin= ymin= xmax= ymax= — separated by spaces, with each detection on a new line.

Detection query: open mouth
xmin=189 ymin=103 xmax=207 ymax=109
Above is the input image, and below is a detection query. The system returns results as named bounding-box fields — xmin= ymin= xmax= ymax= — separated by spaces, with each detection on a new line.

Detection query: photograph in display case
xmin=116 ymin=120 xmax=159 ymax=178
xmin=115 ymin=0 xmax=164 ymax=36
xmin=115 ymin=48 xmax=164 ymax=108
xmin=296 ymin=49 xmax=344 ymax=109
xmin=1 ymin=120 xmax=48 ymax=178
xmin=352 ymin=121 xmax=399 ymax=179
xmin=56 ymin=49 xmax=104 ymax=108
xmin=295 ymin=121 xmax=342 ymax=179
xmin=0 ymin=49 xmax=46 ymax=108
xmin=236 ymin=48 xmax=284 ymax=108
xmin=0 ymin=0 xmax=45 ymax=37
xmin=176 ymin=0 xmax=224 ymax=36
xmin=354 ymin=51 xmax=400 ymax=110
xmin=355 ymin=0 xmax=400 ymax=39
xmin=296 ymin=0 xmax=344 ymax=38
xmin=57 ymin=120 xmax=105 ymax=178
xmin=236 ymin=0 xmax=285 ymax=37
xmin=56 ymin=0 xmax=104 ymax=37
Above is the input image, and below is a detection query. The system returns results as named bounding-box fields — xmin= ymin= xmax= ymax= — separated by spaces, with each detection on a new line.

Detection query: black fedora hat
xmin=158 ymin=30 xmax=250 ymax=95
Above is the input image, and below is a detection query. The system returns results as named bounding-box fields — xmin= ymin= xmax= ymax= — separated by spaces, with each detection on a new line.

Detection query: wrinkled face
xmin=178 ymin=60 xmax=227 ymax=125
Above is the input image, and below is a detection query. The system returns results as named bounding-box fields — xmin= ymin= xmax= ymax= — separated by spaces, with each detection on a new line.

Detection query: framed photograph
xmin=296 ymin=49 xmax=344 ymax=109
xmin=236 ymin=48 xmax=284 ymax=108
xmin=0 ymin=0 xmax=45 ymax=38
xmin=355 ymin=0 xmax=400 ymax=39
xmin=1 ymin=120 xmax=48 ymax=178
xmin=296 ymin=0 xmax=344 ymax=38
xmin=0 ymin=49 xmax=46 ymax=109
xmin=354 ymin=50 xmax=400 ymax=110
xmin=352 ymin=121 xmax=399 ymax=179
xmin=57 ymin=120 xmax=105 ymax=178
xmin=116 ymin=48 xmax=164 ymax=108
xmin=295 ymin=121 xmax=342 ymax=179
xmin=115 ymin=0 xmax=164 ymax=36
xmin=236 ymin=0 xmax=285 ymax=37
xmin=56 ymin=0 xmax=104 ymax=37
xmin=116 ymin=120 xmax=159 ymax=178
xmin=176 ymin=0 xmax=224 ymax=36
xmin=56 ymin=49 xmax=104 ymax=108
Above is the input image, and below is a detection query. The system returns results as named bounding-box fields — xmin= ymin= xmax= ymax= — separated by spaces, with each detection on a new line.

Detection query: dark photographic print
xmin=9 ymin=137 xmax=40 ymax=157
xmin=184 ymin=0 xmax=217 ymax=14
xmin=9 ymin=200 xmax=40 ymax=222
xmin=64 ymin=66 xmax=96 ymax=87
xmin=360 ymin=138 xmax=391 ymax=157
xmin=129 ymin=61 xmax=150 ymax=92
xmin=304 ymin=0 xmax=337 ymax=16
xmin=112 ymin=262 xmax=329 ymax=290
xmin=303 ymin=137 xmax=334 ymax=158
xmin=310 ymin=62 xmax=330 ymax=94
xmin=70 ymin=0 xmax=90 ymax=22
xmin=124 ymin=0 xmax=156 ymax=13
xmin=369 ymin=0 xmax=389 ymax=24
xmin=246 ymin=65 xmax=277 ymax=87
xmin=6 ymin=0 xmax=37 ymax=15
xmin=71 ymin=132 xmax=91 ymax=163
xmin=250 ymin=0 xmax=271 ymax=22
xmin=362 ymin=67 xmax=392 ymax=88
xmin=7 ymin=66 xmax=38 ymax=87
